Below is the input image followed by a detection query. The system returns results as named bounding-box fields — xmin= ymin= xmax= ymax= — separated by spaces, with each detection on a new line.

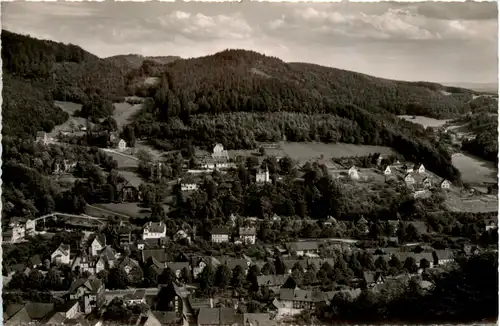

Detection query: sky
xmin=2 ymin=1 xmax=498 ymax=84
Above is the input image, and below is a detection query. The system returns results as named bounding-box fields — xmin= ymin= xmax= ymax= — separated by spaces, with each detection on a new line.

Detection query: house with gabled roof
xmin=348 ymin=165 xmax=359 ymax=180
xmin=363 ymin=271 xmax=386 ymax=288
xmin=286 ymin=241 xmax=319 ymax=257
xmin=197 ymin=307 xmax=243 ymax=326
xmin=51 ymin=244 xmax=71 ymax=265
xmin=257 ymin=274 xmax=289 ymax=292
xmin=89 ymin=234 xmax=106 ymax=257
xmin=415 ymin=163 xmax=426 ymax=174
xmin=67 ymin=276 xmax=105 ymax=314
xmin=440 ymin=179 xmax=451 ymax=189
xmin=422 ymin=177 xmax=432 ymax=188
xmin=275 ymin=288 xmax=327 ymax=316
xmin=143 ymin=221 xmax=167 ymax=240
xmin=238 ymin=227 xmax=256 ymax=245
xmin=36 ymin=131 xmax=49 ymax=146
xmin=4 ymin=302 xmax=55 ymax=326
xmin=211 ymin=227 xmax=231 ymax=243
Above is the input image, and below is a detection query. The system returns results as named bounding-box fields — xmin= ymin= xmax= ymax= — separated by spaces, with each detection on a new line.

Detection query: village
xmin=2 ymin=129 xmax=498 ymax=326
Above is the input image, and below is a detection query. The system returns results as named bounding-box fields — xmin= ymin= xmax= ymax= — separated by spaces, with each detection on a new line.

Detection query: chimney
xmin=209 ymin=298 xmax=214 ymax=308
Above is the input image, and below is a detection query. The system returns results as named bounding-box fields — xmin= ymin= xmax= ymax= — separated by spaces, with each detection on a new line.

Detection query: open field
xmin=445 ymin=193 xmax=498 ymax=213
xmin=112 ymin=101 xmax=143 ymax=129
xmin=49 ymin=101 xmax=88 ymax=137
xmin=227 ymin=142 xmax=395 ymax=165
xmin=451 ymin=153 xmax=497 ymax=185
xmin=398 ymin=115 xmax=450 ymax=128
xmin=92 ymin=203 xmax=150 ymax=219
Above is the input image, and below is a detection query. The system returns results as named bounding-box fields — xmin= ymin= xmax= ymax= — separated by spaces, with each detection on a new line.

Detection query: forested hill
xmin=104 ymin=54 xmax=181 ymax=71
xmin=1 ymin=30 xmax=128 ymax=137
xmin=127 ymin=49 xmax=481 ymax=120
xmin=2 ymin=32 xmax=480 ymax=182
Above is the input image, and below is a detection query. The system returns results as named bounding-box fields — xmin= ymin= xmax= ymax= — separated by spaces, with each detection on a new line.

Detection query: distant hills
xmin=444 ymin=82 xmax=498 ymax=94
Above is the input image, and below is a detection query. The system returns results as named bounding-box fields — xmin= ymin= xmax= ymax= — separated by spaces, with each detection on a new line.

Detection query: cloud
xmin=1 ymin=1 xmax=497 ymax=84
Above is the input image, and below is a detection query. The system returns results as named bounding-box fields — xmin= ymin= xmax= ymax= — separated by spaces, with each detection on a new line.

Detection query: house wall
xmin=65 ymin=302 xmax=79 ymax=319
xmin=242 ymin=235 xmax=256 ymax=244
xmin=91 ymin=240 xmax=104 ymax=257
xmin=143 ymin=229 xmax=167 ymax=240
xmin=211 ymin=234 xmax=229 ymax=243
xmin=181 ymin=184 xmax=198 ymax=191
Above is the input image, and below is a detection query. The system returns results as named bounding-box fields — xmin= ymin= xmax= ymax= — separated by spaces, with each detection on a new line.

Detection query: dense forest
xmin=1 ymin=30 xmax=128 ymax=137
xmin=460 ymin=111 xmax=498 ymax=163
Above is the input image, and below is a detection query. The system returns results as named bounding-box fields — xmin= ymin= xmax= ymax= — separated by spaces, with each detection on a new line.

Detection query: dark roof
xmin=124 ymin=289 xmax=146 ymax=301
xmin=25 ymin=302 xmax=55 ymax=320
xmin=144 ymin=222 xmax=166 ymax=233
xmin=239 ymin=227 xmax=256 ymax=236
xmin=219 ymin=308 xmax=243 ymax=325
xmin=197 ymin=308 xmax=219 ymax=325
xmin=67 ymin=276 xmax=103 ymax=295
xmin=243 ymin=313 xmax=276 ymax=326
xmin=119 ymin=257 xmax=140 ymax=269
xmin=257 ymin=274 xmax=289 ymax=287
xmin=287 ymin=241 xmax=319 ymax=252
xmin=407 ymin=221 xmax=429 ymax=234
xmin=434 ymin=250 xmax=454 ymax=260
xmin=151 ymin=311 xmax=179 ymax=325
xmin=29 ymin=255 xmax=42 ymax=266
xmin=92 ymin=234 xmax=106 ymax=247
xmin=279 ymin=289 xmax=326 ymax=303
xmin=214 ymin=257 xmax=250 ymax=271
xmin=211 ymin=227 xmax=230 ymax=235
xmin=54 ymin=300 xmax=79 ymax=313
xmin=142 ymin=249 xmax=171 ymax=264
xmin=166 ymin=262 xmax=190 ymax=272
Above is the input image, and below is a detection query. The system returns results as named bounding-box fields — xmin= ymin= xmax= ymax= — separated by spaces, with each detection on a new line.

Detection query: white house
xmin=180 ymin=180 xmax=198 ymax=192
xmin=348 ymin=166 xmax=359 ymax=180
xmin=440 ymin=179 xmax=451 ymax=189
xmin=212 ymin=143 xmax=229 ymax=160
xmin=422 ymin=177 xmax=432 ymax=188
xmin=90 ymin=235 xmax=106 ymax=257
xmin=142 ymin=222 xmax=167 ymax=240
xmin=36 ymin=131 xmax=49 ymax=146
xmin=416 ymin=164 xmax=426 ymax=174
xmin=239 ymin=227 xmax=257 ymax=245
xmin=7 ymin=220 xmax=26 ymax=243
xmin=51 ymin=244 xmax=71 ymax=265
xmin=256 ymin=167 xmax=270 ymax=183
xmin=211 ymin=227 xmax=231 ymax=243
xmin=117 ymin=139 xmax=127 ymax=151
xmin=383 ymin=166 xmax=392 ymax=175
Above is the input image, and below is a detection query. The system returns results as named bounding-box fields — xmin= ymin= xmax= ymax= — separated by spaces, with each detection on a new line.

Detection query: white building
xmin=36 ymin=131 xmax=49 ymax=146
xmin=117 ymin=139 xmax=127 ymax=151
xmin=416 ymin=164 xmax=426 ymax=174
xmin=383 ymin=166 xmax=391 ymax=175
xmin=7 ymin=220 xmax=26 ymax=243
xmin=239 ymin=227 xmax=257 ymax=245
xmin=90 ymin=235 xmax=106 ymax=257
xmin=348 ymin=166 xmax=359 ymax=180
xmin=256 ymin=167 xmax=270 ymax=183
xmin=212 ymin=143 xmax=229 ymax=160
xmin=440 ymin=179 xmax=451 ymax=189
xmin=211 ymin=227 xmax=231 ymax=243
xmin=51 ymin=244 xmax=71 ymax=265
xmin=181 ymin=182 xmax=198 ymax=192
xmin=142 ymin=222 xmax=167 ymax=240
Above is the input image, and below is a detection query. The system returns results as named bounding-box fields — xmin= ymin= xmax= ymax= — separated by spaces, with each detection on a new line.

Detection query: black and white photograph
xmin=1 ymin=1 xmax=498 ymax=325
